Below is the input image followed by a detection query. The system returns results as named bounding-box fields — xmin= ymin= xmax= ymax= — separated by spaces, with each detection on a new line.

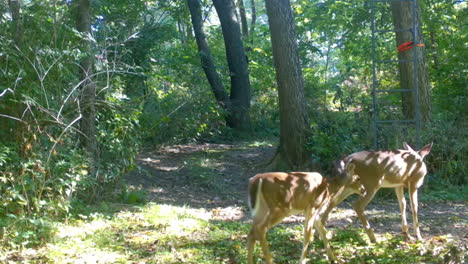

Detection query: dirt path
xmin=124 ymin=142 xmax=468 ymax=249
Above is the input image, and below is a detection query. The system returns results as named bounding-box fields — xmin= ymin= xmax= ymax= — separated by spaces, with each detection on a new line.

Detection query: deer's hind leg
xmin=408 ymin=184 xmax=422 ymax=240
xmin=248 ymin=203 xmax=275 ymax=264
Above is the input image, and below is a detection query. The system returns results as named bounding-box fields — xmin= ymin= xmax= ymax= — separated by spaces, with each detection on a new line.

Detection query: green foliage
xmin=0 ymin=216 xmax=56 ymax=249
xmin=308 ymin=111 xmax=373 ymax=172
xmin=0 ymin=0 xmax=141 ymax=249
xmin=119 ymin=186 xmax=147 ymax=204
xmin=421 ymin=182 xmax=468 ymax=201
xmin=0 ymin=143 xmax=88 ymax=249
xmin=423 ymin=112 xmax=467 ymax=185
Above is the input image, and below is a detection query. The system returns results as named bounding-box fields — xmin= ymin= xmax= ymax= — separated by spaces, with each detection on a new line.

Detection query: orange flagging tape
xmin=397 ymin=41 xmax=425 ymax=52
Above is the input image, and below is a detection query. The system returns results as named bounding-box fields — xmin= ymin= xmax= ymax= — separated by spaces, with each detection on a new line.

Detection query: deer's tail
xmin=248 ymin=177 xmax=263 ymax=218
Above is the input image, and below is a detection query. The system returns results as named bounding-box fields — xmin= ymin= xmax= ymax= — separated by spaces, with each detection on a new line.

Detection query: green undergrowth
xmin=2 ymin=203 xmax=464 ymax=263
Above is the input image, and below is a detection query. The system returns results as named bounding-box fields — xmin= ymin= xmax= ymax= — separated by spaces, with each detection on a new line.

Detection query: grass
xmin=2 ymin=202 xmax=464 ymax=263
xmin=41 ymin=204 xmax=249 ymax=264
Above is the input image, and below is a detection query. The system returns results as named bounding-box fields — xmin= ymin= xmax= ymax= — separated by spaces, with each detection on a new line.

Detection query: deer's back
xmin=249 ymin=172 xmax=328 ymax=212
xmin=345 ymin=150 xmax=427 ymax=188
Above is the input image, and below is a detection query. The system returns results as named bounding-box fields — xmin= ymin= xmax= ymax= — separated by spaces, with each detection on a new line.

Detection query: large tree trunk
xmin=187 ymin=0 xmax=229 ymax=110
xmin=213 ymin=0 xmax=252 ymax=130
xmin=391 ymin=0 xmax=431 ymax=123
xmin=265 ymin=0 xmax=310 ymax=170
xmin=76 ymin=0 xmax=98 ymax=169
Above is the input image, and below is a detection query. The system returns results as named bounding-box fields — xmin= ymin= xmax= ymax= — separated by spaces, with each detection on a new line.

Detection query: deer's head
xmin=332 ymin=160 xmax=366 ymax=197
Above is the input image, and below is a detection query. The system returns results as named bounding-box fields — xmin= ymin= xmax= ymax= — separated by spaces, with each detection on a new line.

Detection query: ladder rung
xmin=377 ymin=59 xmax=414 ymax=63
xmin=375 ymin=89 xmax=415 ymax=93
xmin=374 ymin=28 xmax=412 ymax=33
xmin=376 ymin=119 xmax=416 ymax=124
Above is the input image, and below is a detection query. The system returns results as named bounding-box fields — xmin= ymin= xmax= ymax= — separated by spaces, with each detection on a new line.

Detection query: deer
xmin=320 ymin=142 xmax=433 ymax=243
xmin=247 ymin=160 xmax=366 ymax=264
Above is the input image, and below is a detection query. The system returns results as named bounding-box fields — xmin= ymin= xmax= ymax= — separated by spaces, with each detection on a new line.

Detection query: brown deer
xmin=247 ymin=160 xmax=365 ymax=264
xmin=321 ymin=142 xmax=433 ymax=243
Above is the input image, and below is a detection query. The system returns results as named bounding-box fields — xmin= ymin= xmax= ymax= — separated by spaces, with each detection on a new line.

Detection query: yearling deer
xmin=321 ymin=142 xmax=433 ymax=243
xmin=247 ymin=160 xmax=365 ymax=264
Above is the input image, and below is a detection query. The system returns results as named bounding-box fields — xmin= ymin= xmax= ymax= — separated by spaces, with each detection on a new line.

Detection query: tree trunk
xmin=250 ymin=0 xmax=256 ymax=41
xmin=187 ymin=0 xmax=229 ymax=111
xmin=213 ymin=0 xmax=251 ymax=130
xmin=429 ymin=31 xmax=439 ymax=70
xmin=391 ymin=0 xmax=431 ymax=123
xmin=237 ymin=0 xmax=249 ymax=39
xmin=76 ymin=0 xmax=98 ymax=170
xmin=265 ymin=0 xmax=310 ymax=170
xmin=8 ymin=0 xmax=23 ymax=47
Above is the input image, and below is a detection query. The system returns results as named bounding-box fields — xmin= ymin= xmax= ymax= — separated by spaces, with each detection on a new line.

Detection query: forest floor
xmin=122 ymin=142 xmax=468 ymax=262
xmin=4 ymin=141 xmax=467 ymax=263
xmin=126 ymin=141 xmax=467 ymax=246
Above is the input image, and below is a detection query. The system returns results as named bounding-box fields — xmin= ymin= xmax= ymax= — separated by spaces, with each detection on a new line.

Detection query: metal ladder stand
xmin=370 ymin=0 xmax=421 ymax=149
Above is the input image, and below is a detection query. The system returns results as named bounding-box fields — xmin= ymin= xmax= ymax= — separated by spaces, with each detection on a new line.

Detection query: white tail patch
xmin=250 ymin=178 xmax=263 ymax=218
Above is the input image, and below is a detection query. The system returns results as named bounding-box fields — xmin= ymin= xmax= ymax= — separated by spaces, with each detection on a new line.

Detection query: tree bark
xmin=76 ymin=0 xmax=98 ymax=169
xmin=429 ymin=31 xmax=439 ymax=70
xmin=265 ymin=0 xmax=310 ymax=170
xmin=237 ymin=0 xmax=249 ymax=39
xmin=8 ymin=0 xmax=23 ymax=47
xmin=187 ymin=0 xmax=229 ymax=110
xmin=213 ymin=0 xmax=251 ymax=130
xmin=250 ymin=0 xmax=256 ymax=40
xmin=391 ymin=0 xmax=431 ymax=123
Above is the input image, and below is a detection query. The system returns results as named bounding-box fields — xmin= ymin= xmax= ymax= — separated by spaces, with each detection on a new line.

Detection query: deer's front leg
xmin=320 ymin=189 xmax=349 ymax=223
xmin=314 ymin=217 xmax=336 ymax=262
xmin=353 ymin=188 xmax=378 ymax=243
xmin=408 ymin=184 xmax=422 ymax=240
xmin=299 ymin=208 xmax=316 ymax=264
xmin=395 ymin=186 xmax=412 ymax=240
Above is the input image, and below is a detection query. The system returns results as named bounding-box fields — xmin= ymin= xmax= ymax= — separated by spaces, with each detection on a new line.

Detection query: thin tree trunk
xmin=265 ymin=0 xmax=310 ymax=170
xmin=213 ymin=0 xmax=251 ymax=130
xmin=8 ymin=0 xmax=23 ymax=47
xmin=324 ymin=36 xmax=332 ymax=81
xmin=237 ymin=0 xmax=249 ymax=39
xmin=429 ymin=31 xmax=439 ymax=70
xmin=391 ymin=0 xmax=431 ymax=123
xmin=250 ymin=0 xmax=256 ymax=40
xmin=76 ymin=0 xmax=98 ymax=170
xmin=187 ymin=0 xmax=229 ymax=110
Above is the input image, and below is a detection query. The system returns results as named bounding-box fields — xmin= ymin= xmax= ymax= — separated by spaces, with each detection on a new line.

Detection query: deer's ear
xmin=418 ymin=142 xmax=433 ymax=159
xmin=403 ymin=142 xmax=414 ymax=151
xmin=340 ymin=160 xmax=346 ymax=169
xmin=334 ymin=160 xmax=345 ymax=172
